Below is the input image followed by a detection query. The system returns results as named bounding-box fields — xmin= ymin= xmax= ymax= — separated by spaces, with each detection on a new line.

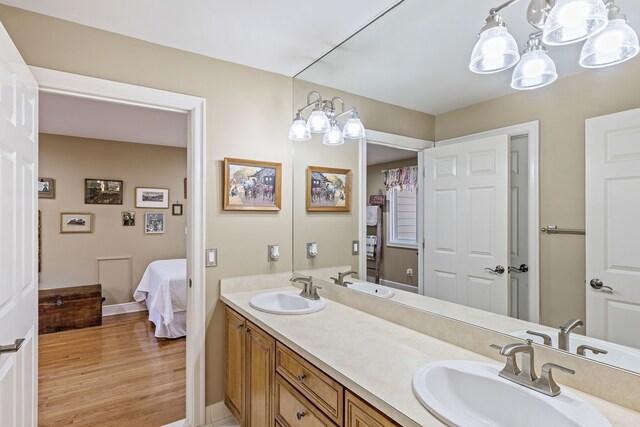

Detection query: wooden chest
xmin=39 ymin=284 xmax=104 ymax=334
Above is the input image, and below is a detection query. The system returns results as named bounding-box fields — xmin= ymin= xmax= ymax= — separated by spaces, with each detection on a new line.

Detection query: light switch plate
xmin=205 ymin=248 xmax=217 ymax=267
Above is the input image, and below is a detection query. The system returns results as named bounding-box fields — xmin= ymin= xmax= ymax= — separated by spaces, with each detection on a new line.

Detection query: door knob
xmin=590 ymin=278 xmax=613 ymax=292
xmin=485 ymin=265 xmax=505 ymax=274
xmin=509 ymin=264 xmax=529 ymax=273
xmin=0 ymin=338 xmax=25 ymax=355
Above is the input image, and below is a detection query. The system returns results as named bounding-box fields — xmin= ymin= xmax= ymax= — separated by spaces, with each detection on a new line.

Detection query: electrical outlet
xmin=307 ymin=242 xmax=318 ymax=258
xmin=406 ymin=268 xmax=413 ymax=277
xmin=268 ymin=244 xmax=280 ymax=261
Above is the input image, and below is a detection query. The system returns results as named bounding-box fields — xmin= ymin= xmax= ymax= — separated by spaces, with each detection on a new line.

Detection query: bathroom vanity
xmin=221 ymin=275 xmax=640 ymax=427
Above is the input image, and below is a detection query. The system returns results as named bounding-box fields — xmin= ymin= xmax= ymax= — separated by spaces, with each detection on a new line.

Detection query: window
xmin=387 ymin=187 xmax=417 ymax=248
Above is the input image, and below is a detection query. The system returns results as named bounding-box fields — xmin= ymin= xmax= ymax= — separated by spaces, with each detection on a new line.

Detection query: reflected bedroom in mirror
xmin=291 ymin=0 xmax=640 ymax=376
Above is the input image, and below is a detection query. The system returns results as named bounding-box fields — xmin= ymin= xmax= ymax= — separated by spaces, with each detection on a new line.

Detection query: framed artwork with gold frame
xmin=223 ymin=158 xmax=282 ymax=211
xmin=306 ymin=166 xmax=352 ymax=212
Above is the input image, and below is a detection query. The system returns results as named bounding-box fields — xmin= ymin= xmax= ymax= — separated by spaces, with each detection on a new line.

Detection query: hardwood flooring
xmin=39 ymin=311 xmax=185 ymax=427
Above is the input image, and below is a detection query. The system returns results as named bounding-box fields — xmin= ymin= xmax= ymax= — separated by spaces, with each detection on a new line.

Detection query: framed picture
xmin=122 ymin=211 xmax=135 ymax=226
xmin=223 ymin=158 xmax=282 ymax=211
xmin=60 ymin=212 xmax=92 ymax=233
xmin=306 ymin=166 xmax=352 ymax=212
xmin=136 ymin=187 xmax=169 ymax=209
xmin=85 ymin=179 xmax=123 ymax=204
xmin=172 ymin=203 xmax=183 ymax=216
xmin=38 ymin=178 xmax=55 ymax=199
xmin=145 ymin=212 xmax=165 ymax=234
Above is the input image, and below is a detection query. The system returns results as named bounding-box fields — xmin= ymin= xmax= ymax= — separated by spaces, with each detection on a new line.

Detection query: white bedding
xmin=133 ymin=258 xmax=187 ymax=338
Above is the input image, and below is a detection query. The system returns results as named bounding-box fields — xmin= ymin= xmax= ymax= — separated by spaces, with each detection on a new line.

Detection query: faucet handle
xmin=489 ymin=344 xmax=503 ymax=351
xmin=329 ymin=277 xmax=339 ymax=284
xmin=537 ymin=362 xmax=575 ymax=397
xmin=490 ymin=343 xmax=522 ymax=376
xmin=577 ymin=344 xmax=608 ymax=356
xmin=526 ymin=330 xmax=553 ymax=346
xmin=311 ymin=285 xmax=322 ymax=300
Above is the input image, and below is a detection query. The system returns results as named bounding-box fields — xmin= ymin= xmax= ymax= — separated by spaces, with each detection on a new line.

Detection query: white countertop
xmin=221 ymin=285 xmax=640 ymax=426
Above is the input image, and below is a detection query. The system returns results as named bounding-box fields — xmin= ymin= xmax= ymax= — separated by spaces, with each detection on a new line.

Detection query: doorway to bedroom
xmin=36 ymin=89 xmax=189 ymax=426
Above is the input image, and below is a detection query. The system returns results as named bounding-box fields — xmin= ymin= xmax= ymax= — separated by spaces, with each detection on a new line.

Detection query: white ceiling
xmin=367 ymin=143 xmax=416 ymax=166
xmin=0 ymin=0 xmax=400 ymax=77
xmin=40 ymin=92 xmax=188 ymax=147
xmin=298 ymin=0 xmax=640 ymax=115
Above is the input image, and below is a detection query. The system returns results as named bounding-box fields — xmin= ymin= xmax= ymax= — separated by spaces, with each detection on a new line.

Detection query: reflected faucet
xmin=558 ymin=319 xmax=584 ymax=351
xmin=330 ymin=270 xmax=358 ymax=286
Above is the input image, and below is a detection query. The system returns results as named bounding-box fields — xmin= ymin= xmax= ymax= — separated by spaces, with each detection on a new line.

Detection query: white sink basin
xmin=249 ymin=291 xmax=326 ymax=315
xmin=511 ymin=330 xmax=640 ymax=374
xmin=412 ymin=360 xmax=610 ymax=427
xmin=346 ymin=282 xmax=394 ymax=299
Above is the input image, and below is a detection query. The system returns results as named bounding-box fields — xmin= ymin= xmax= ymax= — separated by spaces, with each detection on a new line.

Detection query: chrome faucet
xmin=558 ymin=319 xmax=584 ymax=351
xmin=491 ymin=340 xmax=575 ymax=397
xmin=329 ymin=270 xmax=358 ymax=286
xmin=290 ymin=276 xmax=322 ymax=300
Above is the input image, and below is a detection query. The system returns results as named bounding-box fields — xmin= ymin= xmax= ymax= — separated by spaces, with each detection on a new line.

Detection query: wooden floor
xmin=39 ymin=311 xmax=185 ymax=427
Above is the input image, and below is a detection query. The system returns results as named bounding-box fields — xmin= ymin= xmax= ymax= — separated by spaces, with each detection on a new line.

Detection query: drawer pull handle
xmin=233 ymin=323 xmax=243 ymax=329
xmin=56 ymin=296 xmax=63 ymax=307
xmin=245 ymin=328 xmax=251 ymax=334
xmin=296 ymin=411 xmax=306 ymax=420
xmin=296 ymin=374 xmax=306 ymax=382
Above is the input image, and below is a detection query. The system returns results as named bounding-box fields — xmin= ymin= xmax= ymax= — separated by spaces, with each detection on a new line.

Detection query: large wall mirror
xmin=291 ymin=0 xmax=640 ymax=377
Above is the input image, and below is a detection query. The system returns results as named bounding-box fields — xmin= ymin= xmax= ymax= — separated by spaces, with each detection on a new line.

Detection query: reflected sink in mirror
xmin=511 ymin=330 xmax=640 ymax=374
xmin=412 ymin=360 xmax=611 ymax=427
xmin=249 ymin=291 xmax=326 ymax=315
xmin=346 ymin=281 xmax=394 ymax=299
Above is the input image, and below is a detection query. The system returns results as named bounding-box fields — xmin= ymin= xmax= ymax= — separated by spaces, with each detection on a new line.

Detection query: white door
xmin=510 ymin=135 xmax=529 ymax=319
xmin=586 ymin=109 xmax=640 ymax=348
xmin=424 ymin=135 xmax=510 ymax=315
xmin=0 ymin=21 xmax=39 ymax=427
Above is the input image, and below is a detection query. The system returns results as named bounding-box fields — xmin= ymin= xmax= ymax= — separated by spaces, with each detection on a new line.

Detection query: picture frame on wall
xmin=145 ymin=212 xmax=165 ymax=234
xmin=306 ymin=166 xmax=352 ymax=212
xmin=38 ymin=177 xmax=55 ymax=199
xmin=223 ymin=157 xmax=282 ymax=211
xmin=136 ymin=187 xmax=169 ymax=209
xmin=84 ymin=178 xmax=123 ymax=204
xmin=122 ymin=211 xmax=136 ymax=226
xmin=172 ymin=203 xmax=183 ymax=216
xmin=60 ymin=212 xmax=93 ymax=233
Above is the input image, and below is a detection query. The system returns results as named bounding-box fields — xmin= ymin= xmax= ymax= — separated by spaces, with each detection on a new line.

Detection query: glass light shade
xmin=288 ymin=118 xmax=311 ymax=141
xmin=511 ymin=49 xmax=558 ymax=90
xmin=543 ymin=0 xmax=608 ymax=45
xmin=306 ymin=110 xmax=330 ymax=133
xmin=469 ymin=26 xmax=521 ymax=74
xmin=580 ymin=19 xmax=639 ymax=68
xmin=322 ymin=122 xmax=345 ymax=146
xmin=342 ymin=116 xmax=366 ymax=139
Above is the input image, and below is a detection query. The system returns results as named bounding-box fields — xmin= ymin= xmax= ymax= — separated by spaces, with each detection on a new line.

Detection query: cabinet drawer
xmin=276 ymin=342 xmax=343 ymax=425
xmin=345 ymin=391 xmax=399 ymax=427
xmin=276 ymin=374 xmax=337 ymax=427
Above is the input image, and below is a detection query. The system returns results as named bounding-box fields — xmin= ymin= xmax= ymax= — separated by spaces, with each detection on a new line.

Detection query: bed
xmin=133 ymin=258 xmax=187 ymax=339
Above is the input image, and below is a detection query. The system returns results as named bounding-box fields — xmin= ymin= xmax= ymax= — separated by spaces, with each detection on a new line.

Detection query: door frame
xmin=436 ymin=121 xmax=540 ymax=323
xmin=360 ymin=130 xmax=433 ymax=294
xmin=30 ymin=66 xmax=207 ymax=426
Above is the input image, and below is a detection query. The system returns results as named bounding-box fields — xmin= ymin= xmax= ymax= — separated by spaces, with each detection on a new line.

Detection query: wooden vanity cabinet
xmin=344 ymin=391 xmax=399 ymax=427
xmin=225 ymin=306 xmax=400 ymax=427
xmin=225 ymin=307 xmax=275 ymax=427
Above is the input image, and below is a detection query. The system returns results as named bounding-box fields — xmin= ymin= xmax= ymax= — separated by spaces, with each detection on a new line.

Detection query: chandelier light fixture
xmin=470 ymin=0 xmax=639 ymax=90
xmin=288 ymin=91 xmax=365 ymax=145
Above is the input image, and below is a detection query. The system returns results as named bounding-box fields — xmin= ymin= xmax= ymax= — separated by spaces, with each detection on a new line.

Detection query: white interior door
xmin=586 ymin=109 xmax=640 ymax=348
xmin=510 ymin=135 xmax=529 ymax=320
xmin=424 ymin=135 xmax=510 ymax=315
xmin=0 ymin=21 xmax=39 ymax=427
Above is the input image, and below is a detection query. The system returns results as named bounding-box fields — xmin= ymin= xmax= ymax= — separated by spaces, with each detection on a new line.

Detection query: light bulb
xmin=307 ymin=109 xmax=330 ymax=133
xmin=580 ymin=18 xmax=639 ymax=68
xmin=470 ymin=26 xmax=520 ymax=74
xmin=543 ymin=0 xmax=608 ymax=45
xmin=323 ymin=121 xmax=345 ymax=146
xmin=511 ymin=49 xmax=558 ymax=91
xmin=288 ymin=117 xmax=310 ymax=141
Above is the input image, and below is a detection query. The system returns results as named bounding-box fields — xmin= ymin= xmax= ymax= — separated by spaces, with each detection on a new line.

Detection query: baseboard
xmin=206 ymin=401 xmax=232 ymax=424
xmin=102 ymin=301 xmax=147 ymax=317
xmin=366 ymin=277 xmax=419 ymax=293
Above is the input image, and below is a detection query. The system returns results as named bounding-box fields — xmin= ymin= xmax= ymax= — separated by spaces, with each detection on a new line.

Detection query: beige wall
xmin=435 ymin=58 xmax=640 ymax=328
xmin=367 ymin=157 xmax=419 ymax=286
xmin=292 ymin=79 xmax=434 ymax=275
xmin=38 ymin=134 xmax=187 ymax=304
xmin=0 ymin=5 xmax=293 ymax=405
